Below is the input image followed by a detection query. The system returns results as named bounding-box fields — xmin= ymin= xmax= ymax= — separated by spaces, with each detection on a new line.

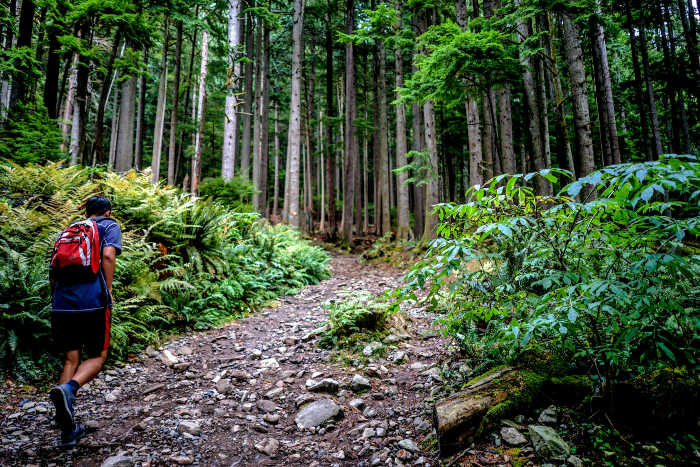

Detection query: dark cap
xmin=86 ymin=196 xmax=112 ymax=217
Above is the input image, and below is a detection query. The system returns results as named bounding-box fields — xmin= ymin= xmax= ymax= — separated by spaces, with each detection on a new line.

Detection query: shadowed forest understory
xmin=1 ymin=0 xmax=699 ymax=465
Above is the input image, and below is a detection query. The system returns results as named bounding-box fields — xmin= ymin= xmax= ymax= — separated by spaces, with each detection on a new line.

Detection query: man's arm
xmin=102 ymin=246 xmax=117 ymax=296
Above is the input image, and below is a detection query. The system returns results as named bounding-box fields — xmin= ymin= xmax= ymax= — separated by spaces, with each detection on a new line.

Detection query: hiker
xmin=48 ymin=196 xmax=122 ymax=447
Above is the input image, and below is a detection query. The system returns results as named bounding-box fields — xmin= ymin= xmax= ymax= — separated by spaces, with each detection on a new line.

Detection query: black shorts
xmin=51 ymin=308 xmax=111 ymax=357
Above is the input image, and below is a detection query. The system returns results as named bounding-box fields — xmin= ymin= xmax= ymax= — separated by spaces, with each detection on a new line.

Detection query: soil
xmin=0 ymin=252 xmax=461 ymax=466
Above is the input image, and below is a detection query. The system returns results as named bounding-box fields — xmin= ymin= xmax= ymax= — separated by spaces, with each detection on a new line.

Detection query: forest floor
xmin=1 ymin=251 xmax=523 ymax=467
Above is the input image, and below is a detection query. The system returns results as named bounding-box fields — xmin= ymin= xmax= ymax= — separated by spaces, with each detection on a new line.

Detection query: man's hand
xmin=102 ymin=246 xmax=117 ymax=298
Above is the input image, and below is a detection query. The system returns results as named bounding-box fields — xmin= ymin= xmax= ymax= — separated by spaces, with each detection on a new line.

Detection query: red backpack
xmin=50 ymin=220 xmax=101 ymax=282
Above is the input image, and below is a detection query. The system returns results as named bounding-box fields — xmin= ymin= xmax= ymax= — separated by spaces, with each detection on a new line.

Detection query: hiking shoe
xmin=49 ymin=383 xmax=75 ymax=432
xmin=58 ymin=423 xmax=87 ymax=448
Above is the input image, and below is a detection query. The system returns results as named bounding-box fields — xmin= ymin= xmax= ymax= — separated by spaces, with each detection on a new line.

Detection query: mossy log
xmin=433 ymin=368 xmax=592 ymax=457
xmin=433 ymin=367 xmax=547 ymax=456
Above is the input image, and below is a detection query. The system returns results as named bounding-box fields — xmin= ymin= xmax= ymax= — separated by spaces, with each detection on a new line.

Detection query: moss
xmin=474 ymin=370 xmax=547 ymax=439
xmin=465 ymin=364 xmax=511 ymax=387
xmin=546 ymin=375 xmax=593 ymax=402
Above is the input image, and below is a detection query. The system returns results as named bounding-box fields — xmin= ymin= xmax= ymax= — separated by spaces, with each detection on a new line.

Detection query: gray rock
xmin=349 ymin=398 xmax=366 ymax=410
xmin=255 ymin=437 xmax=280 ymax=456
xmin=383 ymin=334 xmax=405 ymax=344
xmin=263 ymin=413 xmax=280 ymax=424
xmin=351 ymin=374 xmax=371 ymax=392
xmin=500 ymin=426 xmax=527 ymax=446
xmin=295 ymin=399 xmax=343 ymax=429
xmin=257 ymin=399 xmax=277 ymax=413
xmin=390 ymin=350 xmax=407 ymax=363
xmin=215 ymin=378 xmax=233 ymax=395
xmin=414 ymin=417 xmax=431 ymax=433
xmin=362 ymin=427 xmax=377 ymax=439
xmin=258 ymin=358 xmax=280 ymax=369
xmin=161 ymin=349 xmax=179 ymax=365
xmin=177 ymin=420 xmax=201 ymax=436
xmin=528 ymin=425 xmax=570 ymax=461
xmin=307 ymin=378 xmax=340 ymax=394
xmin=363 ymin=342 xmax=383 ymax=356
xmin=567 ymin=455 xmax=584 ymax=467
xmin=250 ymin=348 xmax=263 ymax=359
xmin=398 ymin=439 xmax=420 ymax=453
xmin=538 ymin=405 xmax=558 ymax=425
xmin=101 ymin=456 xmax=134 ymax=467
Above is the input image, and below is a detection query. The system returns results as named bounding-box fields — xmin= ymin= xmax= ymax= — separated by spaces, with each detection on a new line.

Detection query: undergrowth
xmin=0 ymin=162 xmax=330 ymax=382
xmin=318 ymin=290 xmax=390 ymax=349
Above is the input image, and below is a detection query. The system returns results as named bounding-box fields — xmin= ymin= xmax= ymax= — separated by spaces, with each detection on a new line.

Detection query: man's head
xmin=85 ymin=196 xmax=112 ymax=218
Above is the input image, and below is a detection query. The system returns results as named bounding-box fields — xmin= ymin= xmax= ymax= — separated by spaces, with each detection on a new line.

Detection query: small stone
xmin=538 ymin=405 xmax=558 ymax=425
xmin=263 ymin=413 xmax=280 ymax=424
xmin=250 ymin=349 xmax=263 ymax=359
xmin=351 ymin=374 xmax=371 ymax=392
xmin=390 ymin=351 xmax=407 ymax=363
xmin=255 ymin=438 xmax=280 ymax=456
xmin=257 ymin=399 xmax=277 ymax=413
xmin=383 ymin=334 xmax=406 ymax=344
xmin=179 ymin=346 xmax=194 ymax=355
xmin=167 ymin=456 xmax=194 ymax=465
xmin=295 ymin=399 xmax=343 ymax=429
xmin=398 ymin=439 xmax=420 ymax=453
xmin=265 ymin=387 xmax=284 ymax=399
xmin=349 ymin=398 xmax=366 ymax=411
xmin=215 ymin=378 xmax=233 ymax=395
xmin=528 ymin=425 xmax=570 ymax=461
xmin=101 ymin=456 xmax=134 ymax=467
xmin=105 ymin=389 xmax=121 ymax=403
xmin=258 ymin=357 xmax=280 ymax=369
xmin=173 ymin=362 xmax=192 ymax=371
xmin=177 ymin=420 xmax=201 ymax=436
xmin=500 ymin=426 xmax=527 ymax=446
xmin=362 ymin=427 xmax=377 ymax=439
xmin=307 ymin=378 xmax=340 ymax=394
xmin=567 ymin=455 xmax=584 ymax=467
xmin=161 ymin=349 xmax=179 ymax=366
xmin=363 ymin=342 xmax=382 ymax=356
xmin=333 ymin=450 xmax=345 ymax=460
xmin=284 ymin=336 xmax=299 ymax=346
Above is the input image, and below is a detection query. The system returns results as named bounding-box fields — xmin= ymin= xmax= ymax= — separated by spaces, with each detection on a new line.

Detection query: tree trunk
xmin=93 ymin=31 xmax=123 ymax=165
xmin=8 ymin=0 xmax=34 ymax=113
xmin=590 ymin=4 xmax=621 ymax=165
xmin=152 ymin=21 xmax=170 ymax=182
xmin=253 ymin=17 xmax=264 ymax=211
xmin=412 ymin=102 xmax=425 ymax=237
xmin=378 ymin=38 xmax=390 ymax=236
xmin=273 ymin=102 xmax=280 ymax=217
xmin=324 ymin=12 xmax=336 ymax=233
xmin=115 ymin=68 xmax=137 ymax=173
xmin=108 ymin=80 xmax=120 ymax=168
xmin=259 ymin=23 xmax=271 ymax=215
xmin=222 ymin=0 xmax=242 ymax=181
xmin=677 ymin=0 xmax=699 ymax=94
xmin=285 ymin=0 xmax=305 ymax=226
xmin=625 ymin=0 xmax=652 ymax=160
xmin=168 ymin=21 xmax=183 ymax=185
xmin=422 ymin=99 xmax=439 ymax=241
xmin=498 ymin=87 xmax=515 ymax=174
xmin=516 ymin=4 xmax=551 ymax=195
xmin=342 ymin=0 xmax=356 ymax=243
xmin=394 ymin=0 xmax=410 ymax=239
xmin=134 ymin=47 xmax=149 ymax=171
xmin=638 ymin=14 xmax=663 ymax=159
xmin=43 ymin=21 xmax=61 ymax=119
xmin=240 ymin=10 xmax=255 ymax=180
xmin=61 ymin=54 xmax=78 ymax=152
xmin=192 ymin=30 xmax=210 ymax=196
xmin=562 ymin=11 xmax=595 ymax=193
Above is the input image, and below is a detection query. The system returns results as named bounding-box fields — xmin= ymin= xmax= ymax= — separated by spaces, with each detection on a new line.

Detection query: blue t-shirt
xmin=51 ymin=217 xmax=122 ymax=313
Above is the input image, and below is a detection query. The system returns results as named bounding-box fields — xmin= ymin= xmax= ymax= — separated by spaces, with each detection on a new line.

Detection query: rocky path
xmin=1 ymin=253 xmax=450 ymax=466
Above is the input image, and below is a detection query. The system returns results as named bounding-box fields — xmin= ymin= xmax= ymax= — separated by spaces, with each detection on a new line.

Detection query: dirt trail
xmin=1 ymin=252 xmax=450 ymax=466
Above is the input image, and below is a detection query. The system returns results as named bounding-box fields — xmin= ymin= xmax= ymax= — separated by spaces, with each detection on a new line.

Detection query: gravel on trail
xmin=0 ymin=253 xmax=450 ymax=466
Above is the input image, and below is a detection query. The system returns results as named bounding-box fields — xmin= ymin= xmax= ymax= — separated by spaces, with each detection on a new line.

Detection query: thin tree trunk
xmin=638 ymin=15 xmax=663 ymax=158
xmin=61 ymin=54 xmax=78 ymax=152
xmin=395 ymin=0 xmax=410 ymax=239
xmin=8 ymin=0 xmax=34 ymax=112
xmin=324 ymin=12 xmax=336 ymax=233
xmin=222 ymin=1 xmax=242 ymax=182
xmin=273 ymin=103 xmax=280 ymax=217
xmin=43 ymin=20 xmax=61 ymax=119
xmin=422 ymin=99 xmax=439 ymax=241
xmin=253 ymin=18 xmax=264 ymax=211
xmin=378 ymin=38 xmax=390 ymax=236
xmin=134 ymin=47 xmax=149 ymax=171
xmin=259 ymin=23 xmax=271 ymax=215
xmin=152 ymin=21 xmax=170 ymax=182
xmin=192 ymin=30 xmax=210 ymax=196
xmin=342 ymin=0 xmax=356 ymax=243
xmin=677 ymin=0 xmax=700 ymax=93
xmin=285 ymin=0 xmax=305 ymax=227
xmin=240 ymin=10 xmax=255 ymax=180
xmin=108 ymin=82 xmax=119 ymax=168
xmin=562 ymin=11 xmax=595 ymax=193
xmin=115 ymin=69 xmax=137 ymax=172
xmin=168 ymin=21 xmax=183 ymax=185
xmin=625 ymin=0 xmax=652 ymax=160
xmin=498 ymin=87 xmax=515 ymax=174
xmin=93 ymin=31 xmax=123 ymax=165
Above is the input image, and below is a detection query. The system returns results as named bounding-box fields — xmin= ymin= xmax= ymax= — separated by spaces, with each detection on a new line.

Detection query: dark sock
xmin=67 ymin=379 xmax=80 ymax=394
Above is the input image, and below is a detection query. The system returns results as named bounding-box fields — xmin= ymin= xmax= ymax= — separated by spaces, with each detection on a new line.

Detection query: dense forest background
xmin=0 ymin=0 xmax=698 ymax=239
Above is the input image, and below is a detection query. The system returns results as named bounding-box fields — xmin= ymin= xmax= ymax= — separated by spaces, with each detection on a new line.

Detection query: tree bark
xmin=324 ymin=11 xmax=336 ymax=233
xmin=259 ymin=23 xmax=271 ymax=215
xmin=43 ymin=19 xmax=61 ymax=119
xmin=625 ymin=0 xmax=652 ymax=160
xmin=8 ymin=0 xmax=34 ymax=113
xmin=115 ymin=65 xmax=137 ymax=173
xmin=285 ymin=0 xmax=305 ymax=227
xmin=61 ymin=54 xmax=78 ymax=153
xmin=638 ymin=13 xmax=663 ymax=159
xmin=222 ymin=0 xmax=242 ymax=181
xmin=342 ymin=0 xmax=356 ymax=243
xmin=394 ymin=0 xmax=410 ymax=239
xmin=422 ymin=99 xmax=439 ymax=241
xmin=134 ymin=47 xmax=149 ymax=171
xmin=273 ymin=102 xmax=280 ymax=217
xmin=562 ymin=11 xmax=595 ymax=193
xmin=93 ymin=31 xmax=123 ymax=166
xmin=192 ymin=30 xmax=210 ymax=195
xmin=152 ymin=20 xmax=170 ymax=182
xmin=378 ymin=38 xmax=390 ymax=236
xmin=253 ymin=17 xmax=264 ymax=211
xmin=498 ymin=87 xmax=515 ymax=174
xmin=168 ymin=21 xmax=183 ymax=185
xmin=240 ymin=9 xmax=255 ymax=180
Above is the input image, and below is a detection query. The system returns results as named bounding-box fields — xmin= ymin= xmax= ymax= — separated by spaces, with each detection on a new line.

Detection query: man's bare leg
xmin=58 ymin=350 xmax=80 ymax=384
xmin=71 ymin=349 xmax=108 ymax=387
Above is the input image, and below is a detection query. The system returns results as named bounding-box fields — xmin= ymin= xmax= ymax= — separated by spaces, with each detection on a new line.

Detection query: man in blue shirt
xmin=49 ymin=196 xmax=122 ymax=447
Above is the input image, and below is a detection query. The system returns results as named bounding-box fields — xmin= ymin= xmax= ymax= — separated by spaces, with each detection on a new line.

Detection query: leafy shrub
xmin=0 ymin=105 xmax=64 ymax=164
xmin=198 ymin=176 xmax=256 ymax=212
xmin=397 ymin=155 xmax=699 ymax=394
xmin=0 ymin=163 xmax=330 ymax=381
xmin=319 ymin=291 xmax=389 ymax=349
